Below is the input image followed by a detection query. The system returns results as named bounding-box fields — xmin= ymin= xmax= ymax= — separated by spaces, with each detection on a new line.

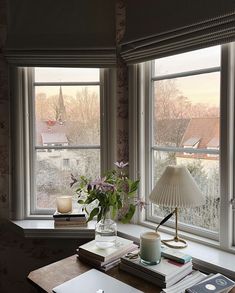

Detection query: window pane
xmin=154 ymin=46 xmax=220 ymax=77
xmin=35 ymin=68 xmax=100 ymax=82
xmin=152 ymin=150 xmax=220 ymax=232
xmin=36 ymin=149 xmax=100 ymax=209
xmin=153 ymin=72 xmax=220 ymax=147
xmin=35 ymin=86 xmax=100 ymax=145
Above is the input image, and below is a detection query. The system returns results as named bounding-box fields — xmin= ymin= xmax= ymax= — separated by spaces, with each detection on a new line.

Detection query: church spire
xmin=58 ymin=86 xmax=67 ymax=123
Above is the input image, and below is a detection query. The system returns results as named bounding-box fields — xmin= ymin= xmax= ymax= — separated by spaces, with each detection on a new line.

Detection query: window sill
xmin=11 ymin=219 xmax=235 ymax=280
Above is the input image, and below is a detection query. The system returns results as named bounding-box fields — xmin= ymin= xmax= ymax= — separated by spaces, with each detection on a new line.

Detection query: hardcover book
xmin=121 ymin=255 xmax=192 ymax=283
xmin=185 ymin=273 xmax=235 ymax=293
xmin=78 ymin=237 xmax=134 ymax=262
xmin=78 ymin=243 xmax=138 ymax=267
xmin=119 ymin=261 xmax=192 ymax=288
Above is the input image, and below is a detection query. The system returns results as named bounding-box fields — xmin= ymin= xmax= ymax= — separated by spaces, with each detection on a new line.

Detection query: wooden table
xmin=28 ymin=255 xmax=160 ymax=293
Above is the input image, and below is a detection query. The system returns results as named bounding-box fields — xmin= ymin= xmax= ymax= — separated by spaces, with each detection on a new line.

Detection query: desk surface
xmin=28 ymin=255 xmax=160 ymax=293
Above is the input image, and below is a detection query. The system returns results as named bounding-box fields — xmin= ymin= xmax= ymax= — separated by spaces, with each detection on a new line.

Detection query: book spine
xmin=53 ymin=214 xmax=86 ymax=218
xmin=54 ymin=222 xmax=87 ymax=227
xmin=54 ymin=218 xmax=86 ymax=222
xmin=119 ymin=263 xmax=166 ymax=288
xmin=121 ymin=257 xmax=166 ymax=281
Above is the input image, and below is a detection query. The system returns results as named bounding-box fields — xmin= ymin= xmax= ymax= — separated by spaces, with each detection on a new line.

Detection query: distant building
xmin=177 ymin=117 xmax=219 ymax=161
xmin=176 ymin=117 xmax=219 ymax=175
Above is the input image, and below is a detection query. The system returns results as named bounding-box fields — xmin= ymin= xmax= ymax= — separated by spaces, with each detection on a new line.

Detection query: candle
xmin=140 ymin=231 xmax=161 ymax=265
xmin=56 ymin=196 xmax=72 ymax=213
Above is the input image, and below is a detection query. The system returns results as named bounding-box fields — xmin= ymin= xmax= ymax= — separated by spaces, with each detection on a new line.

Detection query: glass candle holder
xmin=140 ymin=231 xmax=161 ymax=265
xmin=56 ymin=196 xmax=72 ymax=214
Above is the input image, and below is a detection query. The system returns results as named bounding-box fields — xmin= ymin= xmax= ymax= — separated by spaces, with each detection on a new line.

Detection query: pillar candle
xmin=140 ymin=231 xmax=161 ymax=265
xmin=56 ymin=196 xmax=72 ymax=213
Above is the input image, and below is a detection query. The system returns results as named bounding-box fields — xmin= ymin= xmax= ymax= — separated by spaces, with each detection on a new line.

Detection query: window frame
xmin=11 ymin=66 xmax=117 ymax=219
xmin=134 ymin=43 xmax=235 ymax=250
xmin=29 ymin=68 xmax=104 ymax=215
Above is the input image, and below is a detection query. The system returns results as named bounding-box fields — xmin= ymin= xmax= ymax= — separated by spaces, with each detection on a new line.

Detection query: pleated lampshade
xmin=149 ymin=165 xmax=205 ymax=208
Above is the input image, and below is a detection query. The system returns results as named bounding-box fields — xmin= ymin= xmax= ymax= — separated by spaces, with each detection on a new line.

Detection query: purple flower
xmin=91 ymin=177 xmax=114 ymax=192
xmin=135 ymin=198 xmax=146 ymax=211
xmin=114 ymin=161 xmax=129 ymax=169
xmin=70 ymin=174 xmax=78 ymax=188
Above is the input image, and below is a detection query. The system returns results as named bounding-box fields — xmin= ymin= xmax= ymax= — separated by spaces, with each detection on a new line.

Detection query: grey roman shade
xmin=5 ymin=0 xmax=116 ymax=67
xmin=121 ymin=0 xmax=235 ymax=63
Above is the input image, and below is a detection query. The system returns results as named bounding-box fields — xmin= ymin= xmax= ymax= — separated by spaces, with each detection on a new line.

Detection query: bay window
xmin=137 ymin=43 xmax=235 ymax=249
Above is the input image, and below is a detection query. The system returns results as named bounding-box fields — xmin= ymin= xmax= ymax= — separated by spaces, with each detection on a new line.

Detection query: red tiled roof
xmin=180 ymin=117 xmax=219 ymax=149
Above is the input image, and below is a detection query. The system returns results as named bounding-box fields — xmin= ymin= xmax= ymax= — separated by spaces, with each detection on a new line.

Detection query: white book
xmin=120 ymin=262 xmax=193 ymax=288
xmin=121 ymin=255 xmax=192 ymax=282
xmin=78 ymin=243 xmax=138 ymax=266
xmin=161 ymin=270 xmax=207 ymax=293
xmin=52 ymin=268 xmax=143 ymax=293
xmin=79 ymin=237 xmax=133 ymax=262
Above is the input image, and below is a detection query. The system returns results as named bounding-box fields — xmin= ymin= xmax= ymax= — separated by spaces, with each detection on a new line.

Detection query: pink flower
xmin=91 ymin=177 xmax=114 ymax=192
xmin=114 ymin=161 xmax=129 ymax=169
xmin=135 ymin=198 xmax=147 ymax=211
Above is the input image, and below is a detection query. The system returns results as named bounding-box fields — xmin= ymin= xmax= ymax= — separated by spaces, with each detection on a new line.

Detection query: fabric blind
xmin=121 ymin=0 xmax=235 ymax=63
xmin=5 ymin=0 xmax=116 ymax=67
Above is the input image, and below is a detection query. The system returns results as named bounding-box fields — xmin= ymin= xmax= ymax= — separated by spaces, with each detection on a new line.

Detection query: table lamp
xmin=149 ymin=165 xmax=205 ymax=248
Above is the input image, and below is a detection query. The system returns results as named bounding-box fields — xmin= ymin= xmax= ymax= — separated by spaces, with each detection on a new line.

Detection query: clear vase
xmin=95 ymin=213 xmax=117 ymax=249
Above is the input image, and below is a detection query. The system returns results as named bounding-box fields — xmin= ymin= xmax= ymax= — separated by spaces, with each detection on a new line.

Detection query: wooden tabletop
xmin=28 ymin=255 xmax=160 ymax=293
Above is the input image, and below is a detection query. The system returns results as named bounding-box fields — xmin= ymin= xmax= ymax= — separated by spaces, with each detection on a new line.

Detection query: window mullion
xmin=220 ymin=43 xmax=234 ymax=250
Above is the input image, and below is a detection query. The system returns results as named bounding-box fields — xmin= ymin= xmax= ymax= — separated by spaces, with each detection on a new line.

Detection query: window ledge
xmin=11 ymin=219 xmax=235 ymax=280
xmin=11 ymin=219 xmax=96 ymax=239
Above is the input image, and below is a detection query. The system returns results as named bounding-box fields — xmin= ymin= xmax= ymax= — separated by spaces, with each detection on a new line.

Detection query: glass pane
xmin=153 ymin=72 xmax=220 ymax=147
xmin=35 ymin=149 xmax=100 ymax=209
xmin=35 ymin=86 xmax=100 ymax=145
xmin=154 ymin=46 xmax=220 ymax=76
xmin=35 ymin=68 xmax=100 ymax=82
xmin=152 ymin=150 xmax=220 ymax=232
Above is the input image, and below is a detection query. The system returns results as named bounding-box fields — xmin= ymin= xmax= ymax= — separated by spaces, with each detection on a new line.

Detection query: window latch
xmin=230 ymin=198 xmax=235 ymax=210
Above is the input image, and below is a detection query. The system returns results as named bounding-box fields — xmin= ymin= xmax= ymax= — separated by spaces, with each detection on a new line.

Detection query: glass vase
xmin=95 ymin=213 xmax=117 ymax=249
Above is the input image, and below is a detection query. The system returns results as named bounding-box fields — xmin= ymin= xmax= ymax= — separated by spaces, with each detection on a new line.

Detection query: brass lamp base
xmin=162 ymin=236 xmax=187 ymax=249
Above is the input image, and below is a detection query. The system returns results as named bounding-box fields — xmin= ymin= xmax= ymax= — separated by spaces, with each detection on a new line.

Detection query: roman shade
xmin=5 ymin=0 xmax=116 ymax=67
xmin=121 ymin=0 xmax=235 ymax=63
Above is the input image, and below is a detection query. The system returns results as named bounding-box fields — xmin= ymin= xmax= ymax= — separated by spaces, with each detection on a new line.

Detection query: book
xmin=119 ymin=261 xmax=192 ymax=288
xmin=161 ymin=270 xmax=207 ymax=293
xmin=52 ymin=268 xmax=143 ymax=293
xmin=78 ymin=254 xmax=121 ymax=272
xmin=121 ymin=255 xmax=192 ymax=283
xmin=185 ymin=273 xmax=235 ymax=293
xmin=77 ymin=243 xmax=138 ymax=267
xmin=161 ymin=246 xmax=192 ymax=264
xmin=78 ymin=236 xmax=134 ymax=262
xmin=53 ymin=211 xmax=86 ymax=220
xmin=54 ymin=221 xmax=87 ymax=227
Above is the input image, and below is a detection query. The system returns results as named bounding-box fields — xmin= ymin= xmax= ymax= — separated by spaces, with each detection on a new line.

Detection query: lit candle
xmin=140 ymin=231 xmax=161 ymax=265
xmin=56 ymin=196 xmax=72 ymax=214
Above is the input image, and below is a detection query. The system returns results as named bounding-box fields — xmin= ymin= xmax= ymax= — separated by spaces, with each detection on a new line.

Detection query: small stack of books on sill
xmin=53 ymin=211 xmax=87 ymax=228
xmin=77 ymin=236 xmax=138 ymax=272
xmin=120 ymin=253 xmax=193 ymax=288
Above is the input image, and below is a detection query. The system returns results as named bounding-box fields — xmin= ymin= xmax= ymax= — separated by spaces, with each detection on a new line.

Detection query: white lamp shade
xmin=149 ymin=165 xmax=205 ymax=208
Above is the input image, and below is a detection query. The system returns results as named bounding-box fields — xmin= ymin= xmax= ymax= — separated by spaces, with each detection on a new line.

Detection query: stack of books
xmin=77 ymin=237 xmax=138 ymax=272
xmin=120 ymin=253 xmax=193 ymax=288
xmin=53 ymin=212 xmax=87 ymax=228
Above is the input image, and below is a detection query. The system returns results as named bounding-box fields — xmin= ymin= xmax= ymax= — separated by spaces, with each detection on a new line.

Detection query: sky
xmin=34 ymin=45 xmax=221 ymax=107
xmin=154 ymin=45 xmax=221 ymax=107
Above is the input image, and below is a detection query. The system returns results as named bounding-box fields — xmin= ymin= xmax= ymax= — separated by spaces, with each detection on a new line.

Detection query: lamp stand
xmin=161 ymin=207 xmax=187 ymax=249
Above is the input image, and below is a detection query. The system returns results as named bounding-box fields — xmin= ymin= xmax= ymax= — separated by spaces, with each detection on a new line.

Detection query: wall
xmin=0 ymin=0 xmax=129 ymax=292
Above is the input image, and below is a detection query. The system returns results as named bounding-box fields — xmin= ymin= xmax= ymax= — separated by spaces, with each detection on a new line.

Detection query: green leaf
xmin=87 ymin=207 xmax=99 ymax=222
xmin=128 ymin=180 xmax=140 ymax=195
xmin=77 ymin=199 xmax=85 ymax=204
xmin=121 ymin=204 xmax=136 ymax=224
xmin=97 ymin=210 xmax=103 ymax=222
